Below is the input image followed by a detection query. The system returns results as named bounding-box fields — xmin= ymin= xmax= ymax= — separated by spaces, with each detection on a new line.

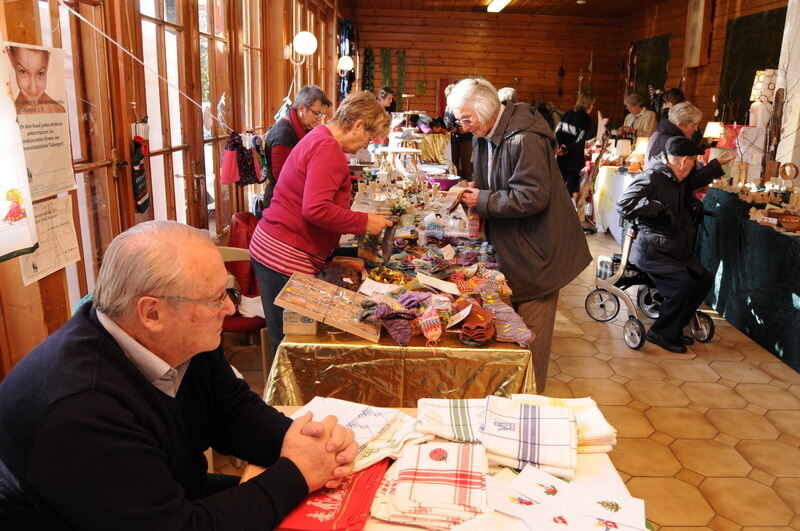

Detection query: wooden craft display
xmin=274 ymin=273 xmax=381 ymax=342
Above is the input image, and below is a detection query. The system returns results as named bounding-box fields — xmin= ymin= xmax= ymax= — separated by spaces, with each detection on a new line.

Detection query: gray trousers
xmin=514 ymin=290 xmax=560 ymax=395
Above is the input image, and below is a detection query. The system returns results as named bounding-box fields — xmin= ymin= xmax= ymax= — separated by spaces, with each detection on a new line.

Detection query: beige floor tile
xmin=600 ymin=405 xmax=654 ymax=438
xmin=714 ymin=326 xmax=754 ymax=344
xmin=690 ymin=342 xmax=745 ymax=362
xmin=714 ymin=433 xmax=740 ymax=447
xmin=649 ymin=432 xmax=675 ymax=446
xmin=594 ymin=337 xmax=647 ymax=358
xmin=674 ymin=467 xmax=706 ymax=487
xmin=736 ymin=440 xmax=800 ymax=477
xmin=730 ymin=341 xmax=781 ymax=362
xmin=550 ymin=336 xmax=598 ymax=357
xmin=555 ymin=356 xmax=614 ymax=379
xmin=681 ymin=382 xmax=748 ymax=409
xmin=710 ymin=361 xmax=772 ymax=384
xmin=790 ymin=385 xmax=800 ymax=399
xmin=610 ymin=373 xmax=631 ymax=384
xmin=554 ymin=373 xmax=574 ymax=383
xmin=706 ymin=515 xmax=741 ymax=531
xmin=579 ymin=321 xmax=627 ymax=340
xmin=594 ymin=352 xmax=613 ymax=361
xmin=764 ymin=410 xmax=800 ymax=439
xmin=625 ymin=380 xmax=691 ymax=407
xmin=699 ymin=478 xmax=793 ymax=527
xmin=627 ymin=399 xmax=651 ymax=412
xmin=748 ymin=468 xmax=776 ymax=487
xmin=706 ymin=409 xmax=781 ymax=440
xmin=609 ymin=358 xmax=667 ymax=380
xmin=645 ymin=408 xmax=718 ymax=439
xmin=670 ymin=439 xmax=751 ymax=477
xmin=772 ymin=477 xmax=800 ymax=513
xmin=627 ymin=477 xmax=714 ymax=527
xmin=567 ymin=378 xmax=632 ymax=405
xmin=759 ymin=362 xmax=800 ymax=385
xmin=567 ymin=307 xmax=599 ymax=324
xmin=745 ymin=403 xmax=768 ymax=416
xmin=559 ymin=294 xmax=588 ymax=310
xmin=542 ymin=379 xmax=574 ymax=398
xmin=547 ymin=360 xmax=559 ymax=377
xmin=609 ymin=438 xmax=681 ymax=476
xmin=559 ymin=284 xmax=591 ymax=297
xmin=660 ymin=360 xmax=720 ymax=383
xmin=552 ymin=322 xmax=585 ymax=337
xmin=735 ymin=384 xmax=800 ymax=410
xmin=688 ymin=402 xmax=710 ymax=415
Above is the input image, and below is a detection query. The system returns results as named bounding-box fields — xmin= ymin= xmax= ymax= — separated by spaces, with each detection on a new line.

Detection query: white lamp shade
xmin=293 ymin=31 xmax=318 ymax=56
xmin=703 ymin=121 xmax=724 ymax=139
xmin=337 ymin=55 xmax=354 ymax=72
xmin=634 ymin=136 xmax=650 ymax=154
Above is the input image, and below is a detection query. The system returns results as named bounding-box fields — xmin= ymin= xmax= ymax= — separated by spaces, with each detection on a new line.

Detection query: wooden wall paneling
xmin=266 ymin=0 xmax=291 ymax=119
xmin=352 ymin=8 xmax=624 ymax=122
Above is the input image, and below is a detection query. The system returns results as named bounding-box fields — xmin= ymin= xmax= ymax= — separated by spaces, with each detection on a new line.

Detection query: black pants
xmin=451 ymin=140 xmax=473 ymax=182
xmin=647 ymin=267 xmax=713 ymax=343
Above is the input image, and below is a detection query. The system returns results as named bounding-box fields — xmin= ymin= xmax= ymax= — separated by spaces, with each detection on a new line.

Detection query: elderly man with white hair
xmin=0 ymin=220 xmax=357 ymax=530
xmin=448 ymin=78 xmax=591 ymax=394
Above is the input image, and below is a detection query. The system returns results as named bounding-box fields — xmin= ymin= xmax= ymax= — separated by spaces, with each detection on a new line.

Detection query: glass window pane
xmin=140 ymin=0 xmax=156 ymax=17
xmin=243 ymin=48 xmax=251 ymax=128
xmin=204 ymin=142 xmax=217 ymax=238
xmin=251 ymin=0 xmax=261 ymax=45
xmin=213 ymin=0 xmax=226 ymax=37
xmin=173 ymin=151 xmax=187 ymax=224
xmin=164 ymin=0 xmax=178 ymax=24
xmin=165 ymin=28 xmax=182 ymax=146
xmin=150 ymin=154 xmax=167 ymax=220
xmin=213 ymin=40 xmax=230 ymax=135
xmin=75 ymin=169 xmax=114 ymax=290
xmin=38 ymin=1 xmax=52 ymax=47
xmin=215 ymin=138 xmax=231 ymax=235
xmin=200 ymin=36 xmax=211 ymax=139
xmin=61 ymin=9 xmax=85 ymax=160
xmin=142 ymin=21 xmax=163 ymax=150
xmin=198 ymin=0 xmax=209 ymax=33
xmin=252 ymin=51 xmax=262 ymax=130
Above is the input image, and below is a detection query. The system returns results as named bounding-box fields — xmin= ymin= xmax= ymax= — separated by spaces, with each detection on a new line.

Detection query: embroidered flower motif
xmin=537 ymin=482 xmax=559 ymax=496
xmin=428 ymin=447 xmax=448 ymax=462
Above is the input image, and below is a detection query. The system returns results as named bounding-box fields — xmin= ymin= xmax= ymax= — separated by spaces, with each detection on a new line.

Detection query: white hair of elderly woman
xmin=668 ymin=101 xmax=702 ymax=126
xmin=497 ymin=87 xmax=518 ymax=104
xmin=447 ymin=78 xmax=501 ymax=127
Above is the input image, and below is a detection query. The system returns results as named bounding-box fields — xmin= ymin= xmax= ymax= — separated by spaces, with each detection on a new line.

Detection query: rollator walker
xmin=584 ymin=222 xmax=715 ymax=350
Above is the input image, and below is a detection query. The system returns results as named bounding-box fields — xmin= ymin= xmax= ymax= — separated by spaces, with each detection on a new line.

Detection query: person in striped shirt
xmin=250 ymin=91 xmax=393 ymax=355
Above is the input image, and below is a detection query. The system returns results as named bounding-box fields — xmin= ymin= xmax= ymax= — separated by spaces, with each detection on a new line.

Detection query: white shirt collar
xmin=97 ymin=310 xmax=188 ymax=397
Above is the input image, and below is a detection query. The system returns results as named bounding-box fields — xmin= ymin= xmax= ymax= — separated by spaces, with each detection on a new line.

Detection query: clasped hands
xmin=280 ymin=412 xmax=358 ymax=491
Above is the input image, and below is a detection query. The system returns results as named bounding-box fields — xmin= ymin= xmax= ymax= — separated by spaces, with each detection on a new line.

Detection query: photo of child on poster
xmin=1 ymin=42 xmax=74 ymax=202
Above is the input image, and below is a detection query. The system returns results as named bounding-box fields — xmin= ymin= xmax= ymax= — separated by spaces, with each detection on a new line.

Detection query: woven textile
xmin=482 ymin=396 xmax=578 ymax=479
xmin=397 ymin=290 xmax=432 ymax=309
xmin=277 ymin=459 xmax=389 ymax=531
xmin=481 ymin=293 xmax=534 ymax=347
xmin=512 ymin=394 xmax=617 ymax=452
xmin=371 ymin=442 xmax=488 ymax=530
xmin=373 ymin=302 xmax=420 ymax=346
xmin=417 ymin=398 xmax=487 ymax=443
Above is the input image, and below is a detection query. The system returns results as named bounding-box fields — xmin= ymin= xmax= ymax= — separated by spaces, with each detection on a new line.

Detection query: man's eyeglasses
xmin=152 ymin=291 xmax=229 ymax=309
xmin=308 ymin=108 xmax=327 ymax=119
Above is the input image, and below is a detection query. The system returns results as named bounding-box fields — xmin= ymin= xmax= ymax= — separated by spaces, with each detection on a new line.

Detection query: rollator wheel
xmin=623 ymin=318 xmax=646 ymax=350
xmin=585 ymin=289 xmax=620 ymax=322
xmin=691 ymin=311 xmax=715 ymax=343
xmin=636 ymin=286 xmax=663 ymax=319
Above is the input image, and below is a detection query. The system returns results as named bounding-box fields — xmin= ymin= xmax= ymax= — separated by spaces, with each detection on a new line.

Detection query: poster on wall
xmin=2 ymin=42 xmax=74 ymax=201
xmin=0 ymin=44 xmax=38 ymax=263
xmin=19 ymin=195 xmax=80 ymax=286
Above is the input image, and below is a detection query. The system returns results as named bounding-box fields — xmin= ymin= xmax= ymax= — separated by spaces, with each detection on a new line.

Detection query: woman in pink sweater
xmin=250 ymin=91 xmax=392 ymax=354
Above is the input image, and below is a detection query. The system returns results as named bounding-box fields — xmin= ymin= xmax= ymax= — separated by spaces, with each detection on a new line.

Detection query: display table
xmin=262 ymin=331 xmax=534 ymax=407
xmin=593 ymin=166 xmax=637 ymax=244
xmin=698 ymin=188 xmax=800 ymax=371
xmin=242 ymin=406 xmax=630 ymax=530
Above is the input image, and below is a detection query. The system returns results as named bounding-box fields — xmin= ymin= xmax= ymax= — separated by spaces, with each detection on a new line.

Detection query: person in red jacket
xmin=262 ymin=85 xmax=331 ymax=209
xmin=250 ymin=91 xmax=393 ymax=354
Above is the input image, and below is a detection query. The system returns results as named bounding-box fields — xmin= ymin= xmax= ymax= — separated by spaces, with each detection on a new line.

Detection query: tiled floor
xmin=221 ymin=231 xmax=800 ymax=529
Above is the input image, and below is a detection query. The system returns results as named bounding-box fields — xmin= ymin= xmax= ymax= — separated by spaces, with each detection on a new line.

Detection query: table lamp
xmin=703 ymin=122 xmax=724 ymax=141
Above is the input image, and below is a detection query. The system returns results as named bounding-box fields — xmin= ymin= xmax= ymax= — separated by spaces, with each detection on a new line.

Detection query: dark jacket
xmin=646 ymin=118 xmax=683 ymax=168
xmin=473 ymin=102 xmax=592 ymax=302
xmin=617 ymin=158 xmax=724 ymax=274
xmin=263 ymin=108 xmax=307 ymax=209
xmin=0 ymin=304 xmax=307 ymax=531
xmin=555 ymin=109 xmax=593 ymax=176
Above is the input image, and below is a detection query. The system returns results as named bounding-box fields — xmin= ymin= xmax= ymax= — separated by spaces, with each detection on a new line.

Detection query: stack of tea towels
xmin=416 ymin=395 xmax=616 ymax=480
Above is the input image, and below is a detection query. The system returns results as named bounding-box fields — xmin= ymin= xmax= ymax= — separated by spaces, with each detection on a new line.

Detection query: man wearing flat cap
xmin=617 ymin=136 xmax=727 ymax=353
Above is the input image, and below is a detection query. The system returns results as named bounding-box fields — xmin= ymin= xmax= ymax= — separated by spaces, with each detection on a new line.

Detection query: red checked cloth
xmin=277 ymin=459 xmax=390 ymax=531
xmin=371 ymin=442 xmax=488 ymax=530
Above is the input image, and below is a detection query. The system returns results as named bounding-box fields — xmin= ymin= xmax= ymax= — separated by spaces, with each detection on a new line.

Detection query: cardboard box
xmin=282 ymin=310 xmax=318 ymax=336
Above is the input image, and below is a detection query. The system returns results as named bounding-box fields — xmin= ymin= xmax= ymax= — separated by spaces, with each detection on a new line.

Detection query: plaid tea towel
xmin=417 ymin=398 xmax=487 ymax=443
xmin=482 ymin=396 xmax=577 ymax=479
xmin=355 ymin=412 xmax=433 ymax=472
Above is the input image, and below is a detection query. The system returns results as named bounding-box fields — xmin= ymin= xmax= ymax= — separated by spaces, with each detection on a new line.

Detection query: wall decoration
xmin=396 ymin=50 xmax=406 ymax=110
xmin=381 ymin=48 xmax=392 ymax=89
xmin=626 ymin=34 xmax=671 ymax=100
xmin=362 ymin=47 xmax=375 ymax=93
xmin=684 ymin=0 xmax=711 ymax=68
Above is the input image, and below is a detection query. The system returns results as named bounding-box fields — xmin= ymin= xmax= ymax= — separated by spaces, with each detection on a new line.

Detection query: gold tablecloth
xmin=262 ymin=330 xmax=534 ymax=407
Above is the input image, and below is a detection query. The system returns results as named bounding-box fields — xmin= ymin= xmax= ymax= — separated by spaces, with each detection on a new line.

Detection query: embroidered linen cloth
xmin=277 ymin=459 xmax=390 ymax=531
xmin=512 ymin=394 xmax=617 ymax=453
xmin=417 ymin=398 xmax=487 ymax=443
xmin=482 ymin=396 xmax=578 ymax=479
xmin=371 ymin=442 xmax=488 ymax=530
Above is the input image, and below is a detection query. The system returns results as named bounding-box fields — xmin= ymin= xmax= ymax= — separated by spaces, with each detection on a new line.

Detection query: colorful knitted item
xmin=422 ymin=221 xmax=446 ymax=243
xmin=418 ymin=306 xmax=443 ymax=343
xmin=482 ymin=292 xmax=534 ymax=347
xmin=330 ymin=255 xmax=366 ymax=272
xmin=373 ymin=302 xmax=420 ymax=346
xmin=397 ymin=290 xmax=432 ymax=309
xmin=453 ymin=299 xmax=495 ymax=345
